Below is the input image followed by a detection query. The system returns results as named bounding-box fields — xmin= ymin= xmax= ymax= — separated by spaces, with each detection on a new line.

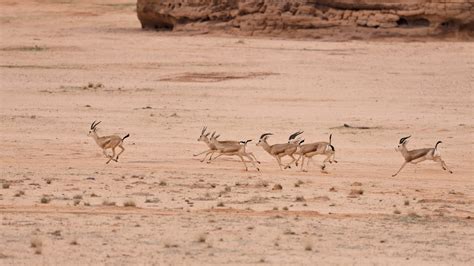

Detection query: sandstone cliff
xmin=137 ymin=0 xmax=473 ymax=40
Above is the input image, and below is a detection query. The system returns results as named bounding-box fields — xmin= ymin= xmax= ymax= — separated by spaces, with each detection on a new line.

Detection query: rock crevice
xmin=137 ymin=0 xmax=473 ymax=39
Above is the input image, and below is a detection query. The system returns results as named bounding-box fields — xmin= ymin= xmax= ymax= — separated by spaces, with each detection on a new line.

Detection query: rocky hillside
xmin=137 ymin=0 xmax=473 ymax=40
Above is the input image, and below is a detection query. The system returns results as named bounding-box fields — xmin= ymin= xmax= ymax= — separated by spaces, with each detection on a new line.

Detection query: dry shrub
xmin=30 ymin=238 xmax=42 ymax=248
xmin=40 ymin=196 xmax=51 ymax=204
xmin=2 ymin=183 xmax=10 ymax=189
xmin=73 ymin=194 xmax=83 ymax=200
xmin=197 ymin=234 xmax=206 ymax=243
xmin=394 ymin=209 xmax=401 ymax=214
xmin=349 ymin=189 xmax=364 ymax=195
xmin=272 ymin=184 xmax=283 ymax=190
xmin=30 ymin=238 xmax=42 ymax=255
xmin=216 ymin=202 xmax=225 ymax=207
xmin=123 ymin=200 xmax=136 ymax=207
xmin=102 ymin=200 xmax=116 ymax=206
xmin=145 ymin=198 xmax=160 ymax=203
xmin=295 ymin=196 xmax=305 ymax=202
xmin=14 ymin=190 xmax=25 ymax=197
xmin=164 ymin=243 xmax=179 ymax=248
xmin=294 ymin=180 xmax=304 ymax=187
xmin=256 ymin=180 xmax=269 ymax=188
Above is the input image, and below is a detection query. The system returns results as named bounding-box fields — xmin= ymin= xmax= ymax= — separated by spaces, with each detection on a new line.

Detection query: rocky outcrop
xmin=137 ymin=0 xmax=473 ymax=40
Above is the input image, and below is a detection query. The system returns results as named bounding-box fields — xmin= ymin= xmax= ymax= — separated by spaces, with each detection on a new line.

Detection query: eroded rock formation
xmin=137 ymin=0 xmax=473 ymax=39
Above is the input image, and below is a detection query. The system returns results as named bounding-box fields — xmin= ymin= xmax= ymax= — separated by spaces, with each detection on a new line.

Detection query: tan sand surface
xmin=0 ymin=0 xmax=473 ymax=265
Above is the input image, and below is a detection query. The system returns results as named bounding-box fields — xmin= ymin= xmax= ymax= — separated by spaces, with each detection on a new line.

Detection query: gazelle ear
xmin=205 ymin=132 xmax=210 ymax=137
xmin=216 ymin=134 xmax=220 ymax=139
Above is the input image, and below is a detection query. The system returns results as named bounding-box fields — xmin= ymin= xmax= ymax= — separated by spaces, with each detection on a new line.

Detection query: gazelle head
xmin=396 ymin=135 xmax=411 ymax=151
xmin=257 ymin=133 xmax=272 ymax=146
xmin=197 ymin=126 xmax=210 ymax=142
xmin=288 ymin=131 xmax=304 ymax=144
xmin=88 ymin=120 xmax=101 ymax=136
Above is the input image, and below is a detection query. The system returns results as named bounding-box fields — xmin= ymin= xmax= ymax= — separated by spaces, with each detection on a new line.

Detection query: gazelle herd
xmin=88 ymin=122 xmax=454 ymax=177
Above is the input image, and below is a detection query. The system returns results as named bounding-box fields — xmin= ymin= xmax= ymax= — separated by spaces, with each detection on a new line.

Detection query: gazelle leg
xmin=116 ymin=145 xmax=125 ymax=161
xmin=237 ymin=155 xmax=248 ymax=171
xmin=441 ymin=159 xmax=453 ymax=174
xmin=199 ymin=150 xmax=214 ymax=163
xmin=273 ymin=156 xmax=283 ymax=170
xmin=207 ymin=152 xmax=221 ymax=163
xmin=244 ymin=154 xmax=260 ymax=171
xmin=111 ymin=147 xmax=117 ymax=162
xmin=193 ymin=150 xmax=209 ymax=157
xmin=102 ymin=149 xmax=110 ymax=158
xmin=284 ymin=155 xmax=297 ymax=169
xmin=435 ymin=157 xmax=453 ymax=174
xmin=295 ymin=155 xmax=302 ymax=167
xmin=392 ymin=162 xmax=407 ymax=177
xmin=247 ymin=152 xmax=260 ymax=164
xmin=322 ymin=154 xmax=332 ymax=170
xmin=301 ymin=156 xmax=306 ymax=172
xmin=323 ymin=154 xmax=331 ymax=163
xmin=208 ymin=151 xmax=215 ymax=161
xmin=290 ymin=154 xmax=298 ymax=167
xmin=106 ymin=148 xmax=117 ymax=164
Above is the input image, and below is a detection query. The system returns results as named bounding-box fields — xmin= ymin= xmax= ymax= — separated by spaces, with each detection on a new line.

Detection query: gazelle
xmin=256 ymin=131 xmax=303 ymax=170
xmin=295 ymin=134 xmax=337 ymax=172
xmin=88 ymin=120 xmax=130 ymax=164
xmin=208 ymin=133 xmax=260 ymax=171
xmin=210 ymin=132 xmax=260 ymax=164
xmin=193 ymin=127 xmax=217 ymax=162
xmin=392 ymin=136 xmax=453 ymax=177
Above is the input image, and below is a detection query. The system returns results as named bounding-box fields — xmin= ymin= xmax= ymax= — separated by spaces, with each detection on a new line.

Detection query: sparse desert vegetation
xmin=14 ymin=190 xmax=25 ymax=197
xmin=30 ymin=238 xmax=43 ymax=255
xmin=40 ymin=196 xmax=51 ymax=204
xmin=123 ymin=200 xmax=136 ymax=207
xmin=197 ymin=234 xmax=207 ymax=243
xmin=102 ymin=200 xmax=116 ymax=206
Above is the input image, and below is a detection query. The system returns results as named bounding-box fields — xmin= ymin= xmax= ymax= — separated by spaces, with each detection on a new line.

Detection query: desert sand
xmin=0 ymin=0 xmax=473 ymax=265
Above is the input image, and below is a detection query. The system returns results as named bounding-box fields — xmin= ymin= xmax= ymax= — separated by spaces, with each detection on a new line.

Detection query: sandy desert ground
xmin=1 ymin=0 xmax=473 ymax=265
